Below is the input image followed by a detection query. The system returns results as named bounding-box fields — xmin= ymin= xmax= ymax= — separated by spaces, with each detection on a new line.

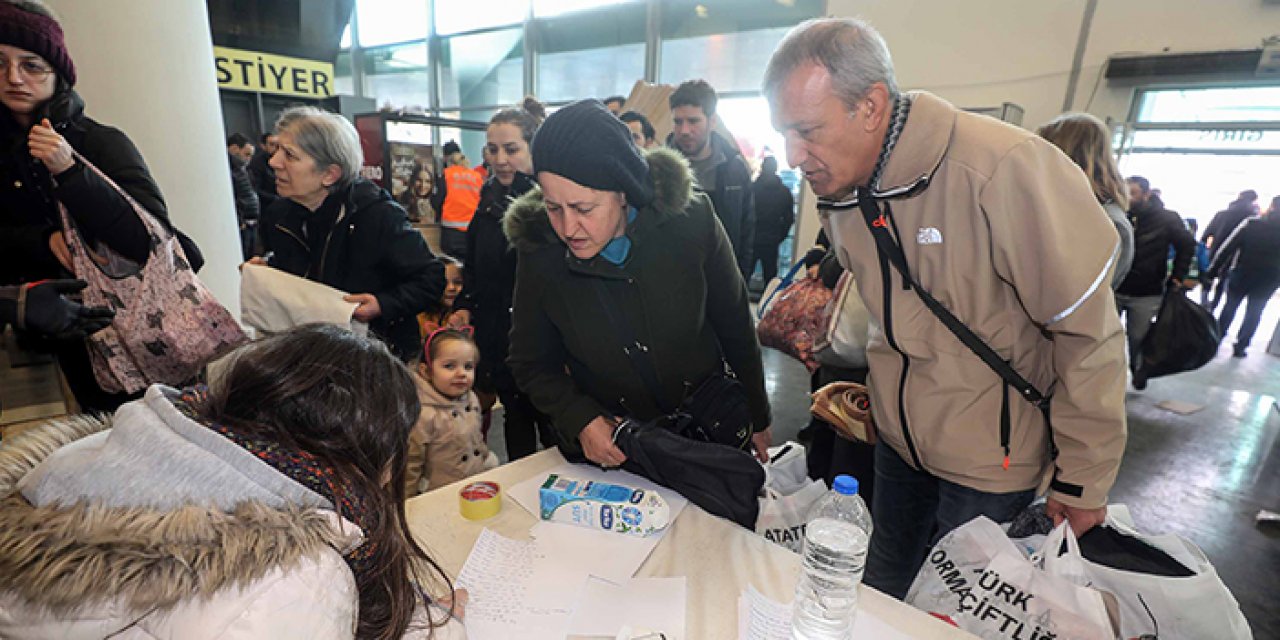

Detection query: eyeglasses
xmin=0 ymin=58 xmax=54 ymax=80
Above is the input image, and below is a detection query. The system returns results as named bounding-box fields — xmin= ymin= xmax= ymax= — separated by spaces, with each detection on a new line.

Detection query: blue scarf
xmin=599 ymin=206 xmax=639 ymax=265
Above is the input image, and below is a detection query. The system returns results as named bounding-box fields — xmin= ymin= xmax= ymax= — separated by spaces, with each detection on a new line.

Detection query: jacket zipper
xmin=877 ymin=213 xmax=925 ymax=470
xmin=317 ymin=205 xmax=347 ymax=280
xmin=275 ymin=224 xmax=308 ymax=253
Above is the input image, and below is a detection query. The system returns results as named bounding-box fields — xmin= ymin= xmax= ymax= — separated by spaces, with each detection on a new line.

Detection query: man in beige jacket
xmin=764 ymin=18 xmax=1127 ymax=599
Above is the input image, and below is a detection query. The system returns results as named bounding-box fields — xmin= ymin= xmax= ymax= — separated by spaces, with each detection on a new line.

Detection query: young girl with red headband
xmin=404 ymin=326 xmax=497 ymax=497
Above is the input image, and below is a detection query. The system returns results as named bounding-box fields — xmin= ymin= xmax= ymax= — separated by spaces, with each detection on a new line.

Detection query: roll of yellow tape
xmin=459 ymin=481 xmax=501 ymax=520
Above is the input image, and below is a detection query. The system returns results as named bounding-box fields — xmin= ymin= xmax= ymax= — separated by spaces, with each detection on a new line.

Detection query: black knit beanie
xmin=0 ymin=2 xmax=75 ymax=86
xmin=532 ymin=99 xmax=653 ymax=209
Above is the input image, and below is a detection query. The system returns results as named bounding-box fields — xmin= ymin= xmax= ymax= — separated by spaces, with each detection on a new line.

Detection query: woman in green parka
xmin=504 ymin=99 xmax=772 ymax=467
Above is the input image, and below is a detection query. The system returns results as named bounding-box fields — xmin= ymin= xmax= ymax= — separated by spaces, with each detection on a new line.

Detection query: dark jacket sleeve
xmin=370 ymin=205 xmax=444 ymax=322
xmin=507 ymin=254 xmax=609 ymax=444
xmin=1206 ymin=219 xmax=1250 ymax=279
xmin=231 ymin=160 xmax=260 ymax=223
xmin=247 ymin=154 xmax=279 ymax=211
xmin=0 ymin=220 xmax=62 ymax=281
xmin=55 ymin=125 xmax=166 ymax=264
xmin=701 ymin=201 xmax=771 ymax=431
xmin=1167 ymin=212 xmax=1196 ymax=283
xmin=454 ymin=212 xmax=482 ymax=314
xmin=735 ymin=160 xmax=756 ymax=276
xmin=779 ymin=185 xmax=795 ymax=245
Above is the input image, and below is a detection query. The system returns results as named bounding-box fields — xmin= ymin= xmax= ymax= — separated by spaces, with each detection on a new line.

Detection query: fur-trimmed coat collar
xmin=0 ymin=415 xmax=358 ymax=616
xmin=502 ymin=146 xmax=694 ymax=254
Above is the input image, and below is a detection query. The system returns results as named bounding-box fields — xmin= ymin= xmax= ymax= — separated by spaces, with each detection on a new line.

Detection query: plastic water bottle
xmin=791 ymin=475 xmax=873 ymax=640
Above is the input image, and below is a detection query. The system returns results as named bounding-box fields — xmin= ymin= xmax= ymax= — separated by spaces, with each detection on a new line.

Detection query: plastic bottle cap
xmin=833 ymin=474 xmax=859 ymax=496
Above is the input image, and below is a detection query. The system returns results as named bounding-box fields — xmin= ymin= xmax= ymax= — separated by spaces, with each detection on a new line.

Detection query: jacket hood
xmin=346 ymin=176 xmax=394 ymax=211
xmin=414 ymin=370 xmax=469 ymax=409
xmin=503 ymin=146 xmax=693 ymax=253
xmin=0 ymin=414 xmax=360 ymax=615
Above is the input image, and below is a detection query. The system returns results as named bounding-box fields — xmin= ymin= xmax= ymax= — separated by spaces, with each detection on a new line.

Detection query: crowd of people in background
xmin=2 ymin=1 xmax=1278 ymax=637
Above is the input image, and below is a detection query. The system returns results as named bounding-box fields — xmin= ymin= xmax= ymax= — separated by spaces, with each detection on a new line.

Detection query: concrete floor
xmin=490 ymin=304 xmax=1280 ymax=637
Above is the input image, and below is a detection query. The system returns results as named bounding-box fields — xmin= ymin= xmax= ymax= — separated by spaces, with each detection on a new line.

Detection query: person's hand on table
xmin=1045 ymin=497 xmax=1106 ymax=538
xmin=580 ymin=416 xmax=626 ymax=467
xmin=344 ymin=293 xmax=382 ymax=322
xmin=435 ymin=588 xmax=468 ymax=621
xmin=751 ymin=426 xmax=773 ymax=463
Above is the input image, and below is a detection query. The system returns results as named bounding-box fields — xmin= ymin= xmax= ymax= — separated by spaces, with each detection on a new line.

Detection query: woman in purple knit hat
xmin=0 ymin=0 xmax=199 ymax=413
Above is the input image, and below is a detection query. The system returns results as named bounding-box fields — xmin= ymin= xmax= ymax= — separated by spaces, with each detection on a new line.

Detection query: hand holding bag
xmin=58 ymin=153 xmax=248 ymax=394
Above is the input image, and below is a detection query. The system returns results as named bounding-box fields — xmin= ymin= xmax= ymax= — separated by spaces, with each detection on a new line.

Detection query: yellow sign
xmin=214 ymin=46 xmax=334 ymax=99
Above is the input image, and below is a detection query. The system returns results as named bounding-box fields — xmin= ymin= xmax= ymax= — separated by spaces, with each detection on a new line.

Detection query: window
xmin=536 ymin=2 xmax=646 ymax=102
xmin=1136 ymin=87 xmax=1280 ymax=124
xmin=660 ymin=27 xmax=792 ymax=92
xmin=1120 ymin=85 xmax=1280 ymax=226
xmin=362 ymin=41 xmax=431 ymax=110
xmin=356 ymin=0 xmax=429 ymax=47
xmin=534 ymin=0 xmax=640 ymax=18
xmin=335 ymin=51 xmax=354 ymax=96
xmin=435 ymin=0 xmax=529 ymax=36
xmin=438 ymin=29 xmax=524 ymax=109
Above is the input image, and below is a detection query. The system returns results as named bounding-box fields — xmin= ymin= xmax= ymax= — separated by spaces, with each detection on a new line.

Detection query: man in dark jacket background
xmin=749 ymin=155 xmax=794 ymax=286
xmin=1115 ymin=176 xmax=1196 ymax=387
xmin=668 ymin=80 xmax=756 ymax=280
xmin=226 ymin=133 xmax=260 ymax=259
xmin=246 ymin=132 xmax=279 ymax=213
xmin=1205 ymin=195 xmax=1280 ymax=357
xmin=1200 ymin=189 xmax=1260 ymax=310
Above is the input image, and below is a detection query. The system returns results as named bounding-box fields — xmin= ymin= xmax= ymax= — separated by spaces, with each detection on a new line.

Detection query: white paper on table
xmin=737 ymin=584 xmax=912 ymax=640
xmin=455 ymin=528 xmax=583 ymax=640
xmin=240 ymin=262 xmax=368 ymax=336
xmin=738 ymin=585 xmax=792 ymax=640
xmin=510 ymin=463 xmax=690 ymax=585
xmin=566 ymin=576 xmax=686 ymax=639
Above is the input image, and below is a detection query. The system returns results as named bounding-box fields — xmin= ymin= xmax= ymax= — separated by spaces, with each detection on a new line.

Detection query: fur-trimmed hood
xmin=503 ymin=146 xmax=695 ymax=253
xmin=0 ymin=411 xmax=360 ymax=617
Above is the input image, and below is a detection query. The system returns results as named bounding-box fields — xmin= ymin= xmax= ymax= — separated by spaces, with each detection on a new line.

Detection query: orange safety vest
xmin=442 ymin=165 xmax=483 ymax=231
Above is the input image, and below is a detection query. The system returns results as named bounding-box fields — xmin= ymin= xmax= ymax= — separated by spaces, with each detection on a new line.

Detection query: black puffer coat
xmin=455 ymin=172 xmax=535 ymax=394
xmin=260 ymin=179 xmax=444 ymax=360
xmin=1117 ymin=197 xmax=1195 ymax=297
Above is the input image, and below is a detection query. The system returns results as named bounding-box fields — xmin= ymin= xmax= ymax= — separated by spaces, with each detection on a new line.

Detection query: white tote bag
xmin=814 ymin=272 xmax=870 ymax=369
xmin=755 ymin=442 xmax=827 ymax=553
xmin=907 ymin=516 xmax=1115 ymax=640
xmin=1076 ymin=506 xmax=1251 ymax=640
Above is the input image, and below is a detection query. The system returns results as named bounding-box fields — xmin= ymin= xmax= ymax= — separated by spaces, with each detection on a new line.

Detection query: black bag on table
xmin=1137 ymin=289 xmax=1220 ymax=380
xmin=613 ymin=418 xmax=764 ymax=529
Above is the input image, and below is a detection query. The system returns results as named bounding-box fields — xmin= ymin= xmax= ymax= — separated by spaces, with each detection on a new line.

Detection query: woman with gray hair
xmin=257 ymin=106 xmax=444 ymax=361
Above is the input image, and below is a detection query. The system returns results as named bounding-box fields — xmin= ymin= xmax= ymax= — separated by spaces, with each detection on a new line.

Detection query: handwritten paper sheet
xmin=455 ymin=528 xmax=578 ymax=639
xmin=737 ymin=584 xmax=913 ymax=640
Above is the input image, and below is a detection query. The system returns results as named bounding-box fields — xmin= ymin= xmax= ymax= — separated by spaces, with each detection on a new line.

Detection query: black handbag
xmin=590 ymin=279 xmax=754 ymax=450
xmin=613 ymin=418 xmax=764 ymax=528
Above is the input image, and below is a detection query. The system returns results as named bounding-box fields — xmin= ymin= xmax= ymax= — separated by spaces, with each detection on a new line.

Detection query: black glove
xmin=20 ymin=279 xmax=115 ymax=340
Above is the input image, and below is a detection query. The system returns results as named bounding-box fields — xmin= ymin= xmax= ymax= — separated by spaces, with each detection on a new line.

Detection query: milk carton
xmin=538 ymin=474 xmax=671 ymax=537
